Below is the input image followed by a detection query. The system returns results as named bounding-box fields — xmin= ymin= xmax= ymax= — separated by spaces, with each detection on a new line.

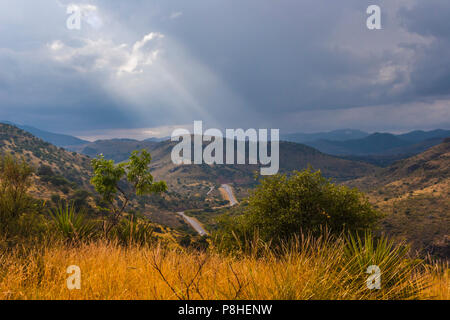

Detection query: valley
xmin=0 ymin=122 xmax=448 ymax=258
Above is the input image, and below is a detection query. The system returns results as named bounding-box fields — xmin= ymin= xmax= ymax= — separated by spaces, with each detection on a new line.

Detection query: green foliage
xmin=0 ymin=154 xmax=35 ymax=231
xmin=69 ymin=189 xmax=91 ymax=210
xmin=126 ymin=150 xmax=167 ymax=195
xmin=50 ymin=194 xmax=61 ymax=204
xmin=37 ymin=165 xmax=54 ymax=177
xmin=112 ymin=215 xmax=155 ymax=246
xmin=215 ymin=168 xmax=381 ymax=249
xmin=91 ymin=155 xmax=126 ymax=203
xmin=343 ymin=232 xmax=426 ymax=299
xmin=90 ymin=150 xmax=167 ymax=235
xmin=49 ymin=202 xmax=97 ymax=243
xmin=179 ymin=234 xmax=191 ymax=247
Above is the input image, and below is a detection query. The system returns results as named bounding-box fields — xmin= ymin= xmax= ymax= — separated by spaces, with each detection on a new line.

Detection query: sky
xmin=0 ymin=0 xmax=449 ymax=140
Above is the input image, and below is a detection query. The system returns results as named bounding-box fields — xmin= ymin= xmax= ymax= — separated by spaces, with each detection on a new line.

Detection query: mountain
xmin=398 ymin=129 xmax=450 ymax=142
xmin=144 ymin=137 xmax=170 ymax=143
xmin=0 ymin=121 xmax=89 ymax=148
xmin=75 ymin=139 xmax=158 ymax=162
xmin=348 ymin=138 xmax=450 ymax=258
xmin=76 ymin=137 xmax=378 ymax=187
xmin=0 ymin=124 xmax=202 ymax=228
xmin=304 ymin=130 xmax=450 ymax=163
xmin=339 ymin=136 xmax=445 ymax=167
xmin=281 ymin=129 xmax=369 ymax=143
xmin=0 ymin=123 xmax=93 ymax=200
xmin=308 ymin=133 xmax=409 ymax=155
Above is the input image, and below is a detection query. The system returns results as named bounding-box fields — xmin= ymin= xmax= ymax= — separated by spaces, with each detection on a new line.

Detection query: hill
xmin=307 ymin=132 xmax=449 ymax=156
xmin=283 ymin=129 xmax=450 ymax=166
xmin=398 ymin=129 xmax=450 ymax=142
xmin=0 ymin=123 xmax=93 ymax=201
xmin=0 ymin=125 xmax=237 ymax=230
xmin=1 ymin=121 xmax=89 ymax=148
xmin=348 ymin=138 xmax=450 ymax=258
xmin=76 ymin=138 xmax=378 ymax=186
xmin=281 ymin=129 xmax=369 ymax=143
xmin=76 ymin=139 xmax=159 ymax=162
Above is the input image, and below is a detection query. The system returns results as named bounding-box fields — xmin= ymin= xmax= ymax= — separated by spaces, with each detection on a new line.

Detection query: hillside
xmin=76 ymin=138 xmax=379 ymax=188
xmin=349 ymin=138 xmax=450 ymax=258
xmin=1 ymin=121 xmax=89 ymax=148
xmin=0 ymin=125 xmax=235 ymax=230
xmin=76 ymin=139 xmax=158 ymax=162
xmin=0 ymin=123 xmax=93 ymax=200
xmin=307 ymin=133 xmax=448 ymax=156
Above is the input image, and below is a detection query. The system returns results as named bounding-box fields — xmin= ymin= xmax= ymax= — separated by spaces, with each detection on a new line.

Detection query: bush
xmin=214 ymin=169 xmax=381 ymax=250
xmin=37 ymin=165 xmax=54 ymax=177
xmin=0 ymin=154 xmax=35 ymax=234
xmin=69 ymin=189 xmax=91 ymax=210
xmin=49 ymin=203 xmax=97 ymax=243
xmin=51 ymin=194 xmax=61 ymax=204
xmin=343 ymin=232 xmax=425 ymax=299
xmin=112 ymin=215 xmax=155 ymax=246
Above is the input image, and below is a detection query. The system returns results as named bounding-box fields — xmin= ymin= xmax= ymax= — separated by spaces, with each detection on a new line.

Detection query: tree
xmin=216 ymin=168 xmax=381 ymax=249
xmin=0 ymin=154 xmax=35 ymax=231
xmin=37 ymin=164 xmax=54 ymax=177
xmin=90 ymin=150 xmax=167 ymax=235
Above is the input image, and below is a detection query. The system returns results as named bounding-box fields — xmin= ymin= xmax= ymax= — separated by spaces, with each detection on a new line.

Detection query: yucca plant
xmin=49 ymin=202 xmax=97 ymax=243
xmin=114 ymin=215 xmax=154 ymax=246
xmin=342 ymin=232 xmax=429 ymax=299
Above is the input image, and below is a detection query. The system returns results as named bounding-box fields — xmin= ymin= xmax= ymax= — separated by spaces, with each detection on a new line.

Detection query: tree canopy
xmin=215 ymin=168 xmax=381 ymax=248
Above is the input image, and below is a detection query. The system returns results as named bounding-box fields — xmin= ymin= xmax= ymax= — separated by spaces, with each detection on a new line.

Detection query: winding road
xmin=177 ymin=212 xmax=208 ymax=236
xmin=221 ymin=184 xmax=238 ymax=206
xmin=177 ymin=184 xmax=238 ymax=236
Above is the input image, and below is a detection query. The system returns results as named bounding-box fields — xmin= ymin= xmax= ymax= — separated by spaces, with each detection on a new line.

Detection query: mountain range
xmin=282 ymin=129 xmax=450 ymax=166
xmin=3 ymin=121 xmax=448 ymax=166
xmin=281 ymin=129 xmax=370 ymax=142
xmin=0 ymin=122 xmax=448 ymax=257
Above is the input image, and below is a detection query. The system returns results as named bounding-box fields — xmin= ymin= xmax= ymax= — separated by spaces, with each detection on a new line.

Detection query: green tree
xmin=216 ymin=168 xmax=381 ymax=249
xmin=0 ymin=154 xmax=35 ymax=231
xmin=90 ymin=150 xmax=167 ymax=235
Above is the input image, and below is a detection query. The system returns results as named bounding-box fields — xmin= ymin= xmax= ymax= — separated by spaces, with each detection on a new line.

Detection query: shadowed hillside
xmin=77 ymin=138 xmax=379 ymax=187
xmin=0 ymin=123 xmax=93 ymax=200
xmin=349 ymin=138 xmax=450 ymax=258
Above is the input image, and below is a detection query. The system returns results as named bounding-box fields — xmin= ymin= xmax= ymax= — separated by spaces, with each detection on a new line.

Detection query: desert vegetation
xmin=0 ymin=152 xmax=448 ymax=300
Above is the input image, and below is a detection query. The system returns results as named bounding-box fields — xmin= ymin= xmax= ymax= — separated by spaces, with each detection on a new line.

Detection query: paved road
xmin=176 ymin=184 xmax=236 ymax=236
xmin=206 ymin=186 xmax=214 ymax=195
xmin=221 ymin=184 xmax=238 ymax=206
xmin=177 ymin=212 xmax=208 ymax=236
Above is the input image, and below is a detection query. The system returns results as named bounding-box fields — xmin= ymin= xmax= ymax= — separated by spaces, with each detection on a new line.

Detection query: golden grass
xmin=0 ymin=238 xmax=447 ymax=300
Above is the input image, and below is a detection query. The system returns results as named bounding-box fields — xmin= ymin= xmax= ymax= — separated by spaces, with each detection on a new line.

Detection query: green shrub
xmin=37 ymin=165 xmax=54 ymax=177
xmin=0 ymin=154 xmax=35 ymax=234
xmin=343 ymin=232 xmax=426 ymax=299
xmin=112 ymin=216 xmax=155 ymax=246
xmin=214 ymin=168 xmax=381 ymax=250
xmin=49 ymin=203 xmax=97 ymax=243
xmin=50 ymin=194 xmax=61 ymax=204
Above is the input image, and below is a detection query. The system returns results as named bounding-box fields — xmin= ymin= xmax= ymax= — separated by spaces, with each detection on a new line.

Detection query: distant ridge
xmin=281 ymin=129 xmax=369 ymax=143
xmin=0 ymin=121 xmax=89 ymax=148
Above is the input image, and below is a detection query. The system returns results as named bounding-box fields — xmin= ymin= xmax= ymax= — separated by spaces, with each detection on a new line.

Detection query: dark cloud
xmin=0 ymin=0 xmax=449 ymax=136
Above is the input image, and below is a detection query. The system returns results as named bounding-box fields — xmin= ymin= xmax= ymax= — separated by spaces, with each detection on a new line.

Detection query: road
xmin=221 ymin=184 xmax=238 ymax=206
xmin=206 ymin=186 xmax=214 ymax=195
xmin=177 ymin=184 xmax=237 ymax=236
xmin=177 ymin=212 xmax=208 ymax=236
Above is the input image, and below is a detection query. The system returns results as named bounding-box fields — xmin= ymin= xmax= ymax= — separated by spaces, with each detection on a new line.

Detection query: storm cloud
xmin=0 ymin=0 xmax=449 ymax=138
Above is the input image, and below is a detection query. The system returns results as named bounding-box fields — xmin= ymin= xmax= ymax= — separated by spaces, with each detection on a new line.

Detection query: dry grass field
xmin=0 ymin=237 xmax=447 ymax=300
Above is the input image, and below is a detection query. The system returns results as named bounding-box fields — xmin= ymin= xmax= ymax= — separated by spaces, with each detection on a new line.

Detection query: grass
xmin=0 ymin=235 xmax=447 ymax=300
